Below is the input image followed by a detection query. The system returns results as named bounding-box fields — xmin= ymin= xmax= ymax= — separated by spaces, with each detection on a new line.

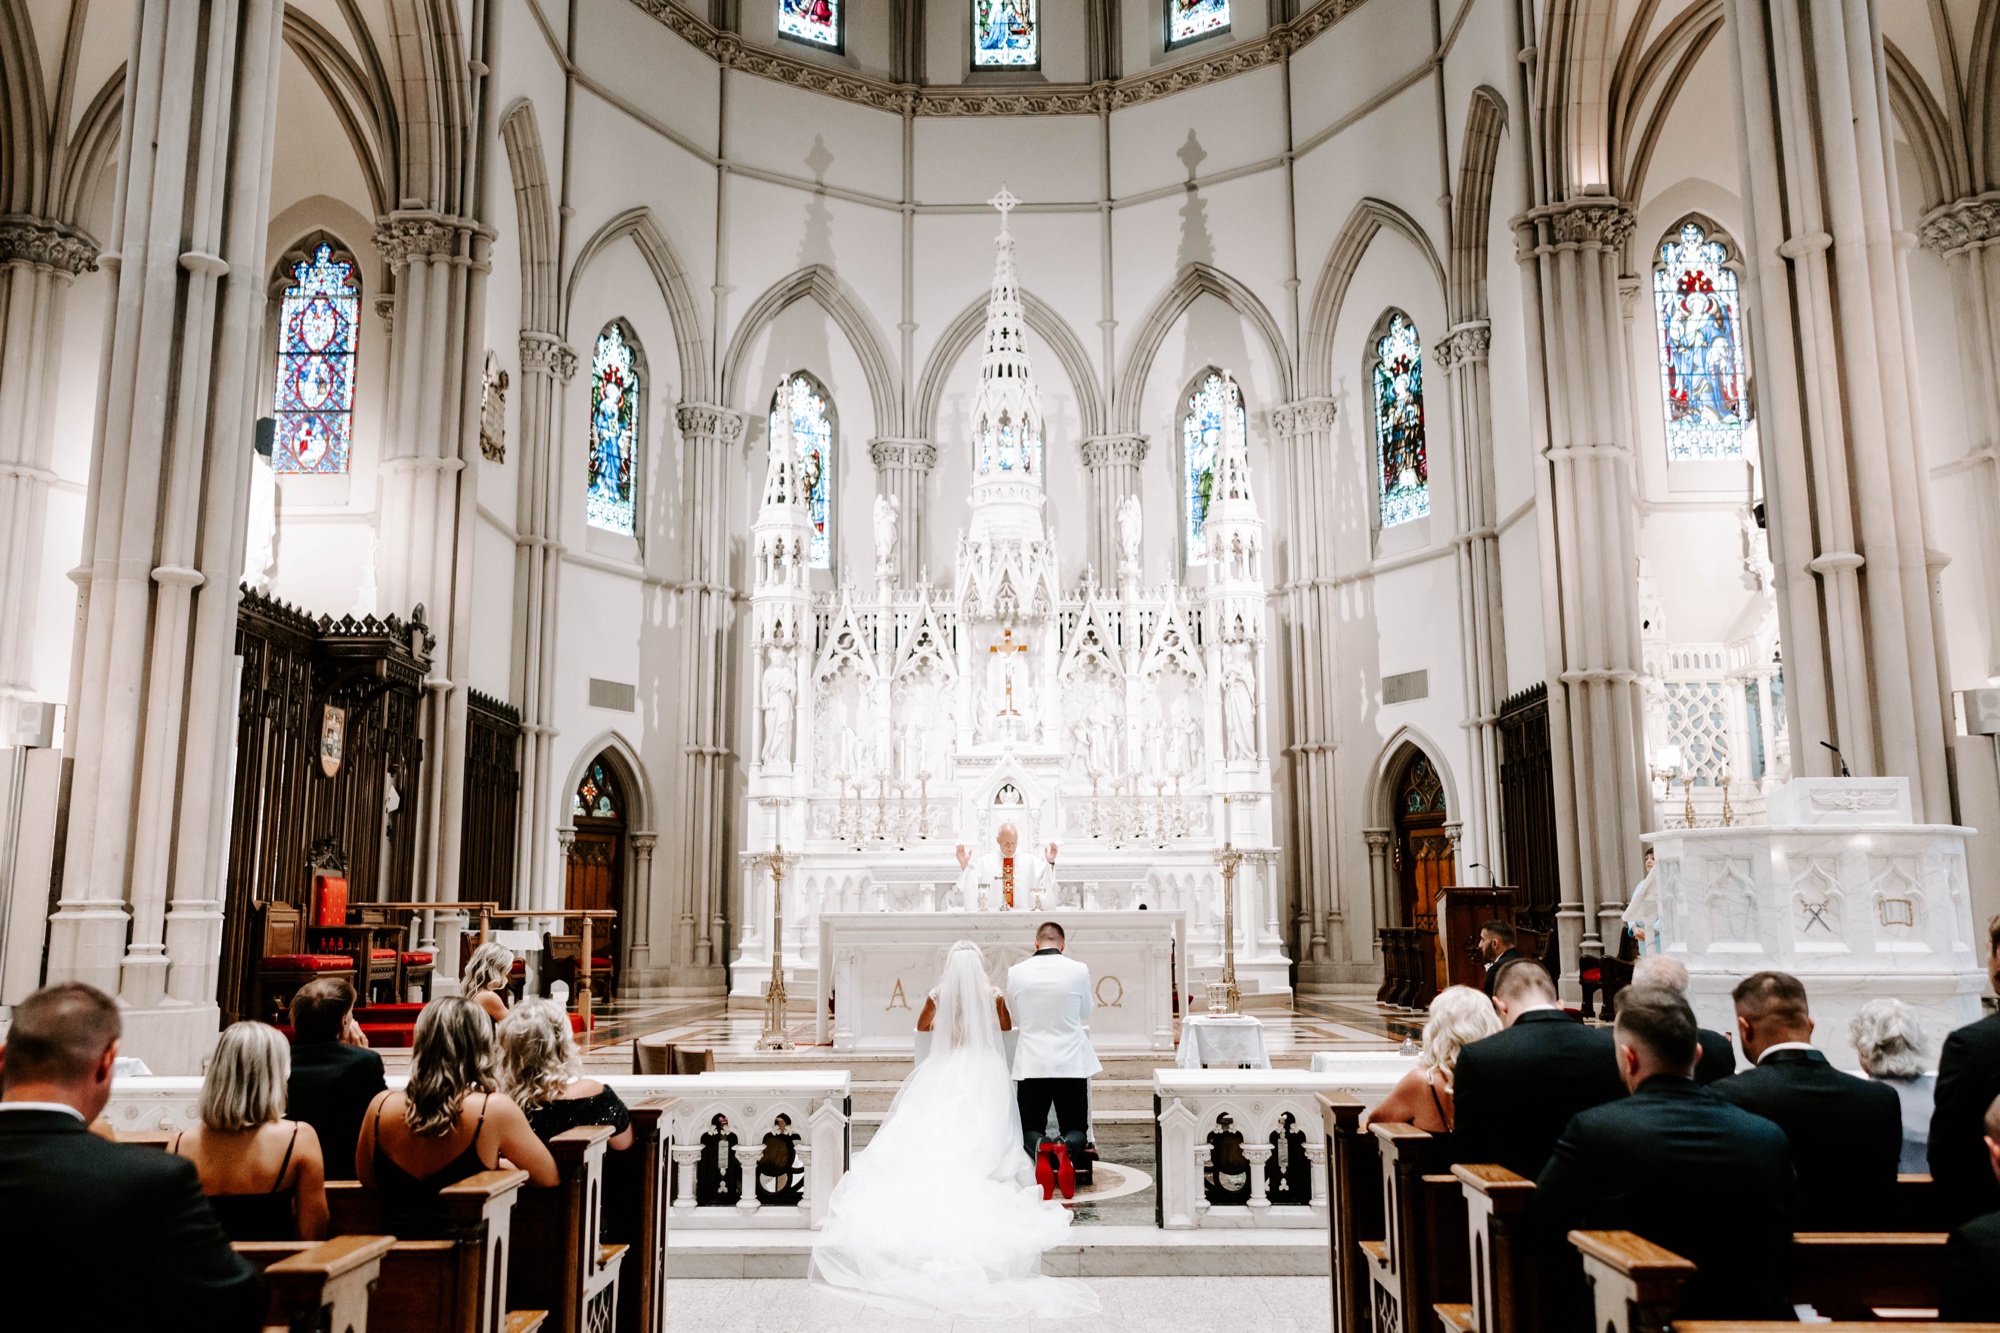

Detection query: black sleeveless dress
xmin=178 ymin=1122 xmax=302 ymax=1242
xmin=372 ymin=1095 xmax=492 ymax=1239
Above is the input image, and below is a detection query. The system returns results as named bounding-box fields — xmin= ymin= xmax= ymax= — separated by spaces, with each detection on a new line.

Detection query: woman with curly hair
xmin=1362 ymin=985 xmax=1501 ymax=1133
xmin=497 ymin=1000 xmax=632 ymax=1150
xmin=459 ymin=942 xmax=516 ymax=1024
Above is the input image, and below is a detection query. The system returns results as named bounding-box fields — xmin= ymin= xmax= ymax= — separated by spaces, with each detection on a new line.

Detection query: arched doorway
xmin=567 ymin=755 xmax=626 ymax=990
xmin=1393 ymin=750 xmax=1455 ymax=933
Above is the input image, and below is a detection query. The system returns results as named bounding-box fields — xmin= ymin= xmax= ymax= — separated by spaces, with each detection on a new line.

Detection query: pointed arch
xmin=500 ymin=100 xmax=557 ymax=332
xmin=1177 ymin=366 xmax=1246 ymax=568
xmin=1114 ymin=262 xmax=1293 ymax=435
xmin=770 ymin=369 xmax=838 ymax=570
xmin=1451 ymin=87 xmax=1509 ymax=325
xmin=1537 ymin=0 xmax=1621 ymax=194
xmin=1888 ymin=37 xmax=1968 ymax=210
xmin=1369 ymin=727 xmax=1460 ymax=829
xmin=54 ymin=67 xmax=123 ymax=228
xmin=586 ymin=320 xmax=647 ymax=536
xmin=1613 ymin=2 xmax=1724 ymax=207
xmin=382 ymin=0 xmax=475 ymax=215
xmin=283 ymin=8 xmax=398 ymax=219
xmin=721 ymin=263 xmax=899 ymax=437
xmin=557 ymin=732 xmax=655 ymax=833
xmin=1304 ymin=199 xmax=1446 ymax=398
xmin=567 ymin=207 xmax=710 ymax=401
xmin=914 ymin=286 xmax=1102 ymax=439
xmin=0 ymin=0 xmax=50 ymax=215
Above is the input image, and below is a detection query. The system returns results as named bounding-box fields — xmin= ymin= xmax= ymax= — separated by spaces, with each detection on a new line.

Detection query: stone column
xmin=627 ymin=831 xmax=657 ymax=991
xmin=512 ymin=331 xmax=576 ymax=913
xmin=1434 ymin=322 xmax=1504 ymax=882
xmin=1515 ymin=197 xmax=1649 ymax=978
xmin=673 ymin=402 xmax=745 ymax=990
xmin=1363 ymin=829 xmax=1392 ymax=944
xmin=0 ymin=220 xmax=98 ymax=702
xmin=1273 ymin=400 xmax=1341 ymax=980
xmin=1079 ymin=433 xmax=1147 ymax=584
xmin=48 ymin=0 xmax=286 ymax=1071
xmin=867 ymin=438 xmax=935 ymax=585
xmin=1723 ymin=0 xmax=1955 ymax=821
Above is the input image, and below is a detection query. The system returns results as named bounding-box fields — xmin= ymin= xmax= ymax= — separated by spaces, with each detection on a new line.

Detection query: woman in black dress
xmin=497 ymin=999 xmax=632 ymax=1149
xmin=171 ymin=1020 xmax=329 ymax=1241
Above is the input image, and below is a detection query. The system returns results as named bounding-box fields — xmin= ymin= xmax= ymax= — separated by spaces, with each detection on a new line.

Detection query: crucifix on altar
xmin=988 ymin=627 xmax=1029 ymax=718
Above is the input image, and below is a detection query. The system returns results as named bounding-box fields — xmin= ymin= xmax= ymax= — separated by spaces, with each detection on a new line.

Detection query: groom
xmin=1006 ymin=921 xmax=1101 ymax=1183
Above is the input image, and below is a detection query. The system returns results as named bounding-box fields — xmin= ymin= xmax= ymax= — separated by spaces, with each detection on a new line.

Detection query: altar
xmin=815 ymin=909 xmax=1182 ymax=1053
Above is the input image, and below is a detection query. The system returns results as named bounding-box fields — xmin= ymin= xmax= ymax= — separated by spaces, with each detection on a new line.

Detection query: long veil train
xmin=808 ymin=941 xmax=1100 ymax=1320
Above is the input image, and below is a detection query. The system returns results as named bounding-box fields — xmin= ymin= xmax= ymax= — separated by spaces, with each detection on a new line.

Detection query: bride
xmin=809 ymin=940 xmax=1100 ymax=1320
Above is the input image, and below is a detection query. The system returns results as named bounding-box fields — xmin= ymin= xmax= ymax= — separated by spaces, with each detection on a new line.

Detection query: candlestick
xmin=756 ymin=845 xmax=793 ymax=1051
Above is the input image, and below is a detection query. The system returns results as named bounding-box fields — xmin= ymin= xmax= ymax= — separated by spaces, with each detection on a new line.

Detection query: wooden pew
xmin=602 ymin=1100 xmax=674 ymax=1333
xmin=508 ymin=1125 xmax=626 ymax=1333
xmin=1320 ymin=1093 xmax=1381 ymax=1333
xmin=1360 ymin=1123 xmax=1465 ymax=1333
xmin=244 ymin=1234 xmax=394 ymax=1333
xmin=1446 ymin=1163 xmax=1536 ymax=1333
xmin=321 ymin=1169 xmax=542 ymax=1333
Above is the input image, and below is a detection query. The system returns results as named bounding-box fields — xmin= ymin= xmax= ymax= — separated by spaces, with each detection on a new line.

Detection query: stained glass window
xmin=778 ymin=0 xmax=840 ymax=50
xmin=273 ymin=242 xmax=358 ymax=474
xmin=1654 ymin=221 xmax=1748 ymax=461
xmin=572 ymin=759 xmax=622 ymax=820
xmin=1373 ymin=313 xmax=1429 ymax=527
xmin=771 ymin=372 xmax=833 ymax=569
xmin=973 ymin=0 xmax=1038 ymax=67
xmin=1183 ymin=371 xmax=1245 ymax=566
xmin=586 ymin=324 xmax=640 ymax=536
xmin=1168 ymin=0 xmax=1230 ymax=47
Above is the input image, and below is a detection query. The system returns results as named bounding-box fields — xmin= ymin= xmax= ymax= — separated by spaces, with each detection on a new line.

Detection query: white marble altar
xmin=814 ymin=909 xmax=1181 ymax=1053
xmin=1641 ymin=776 xmax=1985 ymax=1068
xmin=734 ymin=192 xmax=1288 ymax=1012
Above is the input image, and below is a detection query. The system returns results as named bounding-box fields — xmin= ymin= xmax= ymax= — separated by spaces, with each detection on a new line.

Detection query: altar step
xmin=668 ymin=1226 xmax=1331 ymax=1279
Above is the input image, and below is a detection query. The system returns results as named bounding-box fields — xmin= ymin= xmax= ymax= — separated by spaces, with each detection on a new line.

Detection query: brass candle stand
xmin=756 ymin=845 xmax=793 ymax=1051
xmin=1209 ymin=841 xmax=1243 ymax=1015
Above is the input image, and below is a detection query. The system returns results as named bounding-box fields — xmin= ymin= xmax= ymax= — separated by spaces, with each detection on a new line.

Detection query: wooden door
xmin=566 ymin=758 xmax=625 ymax=973
xmin=1393 ymin=753 xmax=1455 ymax=982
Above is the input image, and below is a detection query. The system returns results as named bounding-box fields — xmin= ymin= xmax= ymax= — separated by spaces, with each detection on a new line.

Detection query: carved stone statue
xmin=873 ymin=493 xmax=900 ymax=583
xmin=759 ymin=645 xmax=796 ymax=767
xmin=1223 ymin=643 xmax=1257 ymax=761
xmin=1116 ymin=493 xmax=1142 ymax=579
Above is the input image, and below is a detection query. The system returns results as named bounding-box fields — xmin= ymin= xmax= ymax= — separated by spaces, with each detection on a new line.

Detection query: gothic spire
xmin=970 ymin=185 xmax=1044 ymax=490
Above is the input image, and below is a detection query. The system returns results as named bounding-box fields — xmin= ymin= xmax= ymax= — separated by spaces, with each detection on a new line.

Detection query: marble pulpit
xmin=814 ymin=909 xmax=1182 ymax=1053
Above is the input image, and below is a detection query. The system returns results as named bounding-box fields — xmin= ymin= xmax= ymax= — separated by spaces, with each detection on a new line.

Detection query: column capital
xmin=371 ymin=209 xmax=494 ymax=267
xmin=868 ymin=438 xmax=937 ymax=471
xmin=0 ymin=215 xmax=99 ymax=274
xmin=629 ymin=832 xmax=659 ymax=853
xmin=1079 ymin=433 xmax=1148 ymax=467
xmin=1272 ymin=398 xmax=1338 ymax=437
xmin=1523 ymin=197 xmax=1636 ymax=251
xmin=518 ymin=331 xmax=577 ymax=382
xmin=1431 ymin=323 xmax=1491 ymax=373
xmin=677 ymin=401 xmax=746 ymax=444
xmin=1361 ymin=828 xmax=1393 ymax=850
xmin=1919 ymin=191 xmax=2000 ymax=255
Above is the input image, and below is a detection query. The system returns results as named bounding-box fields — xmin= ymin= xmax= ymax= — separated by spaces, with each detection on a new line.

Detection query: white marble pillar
xmin=673 ymin=402 xmax=745 ymax=989
xmin=0 ymin=221 xmax=98 ymax=703
xmin=48 ymin=0 xmax=286 ymax=1071
xmin=627 ymin=831 xmax=657 ymax=989
xmin=1723 ymin=0 xmax=1956 ymax=822
xmin=1362 ymin=829 xmax=1392 ymax=943
xmin=1079 ymin=434 xmax=1148 ymax=584
xmin=1273 ymin=400 xmax=1342 ymax=981
xmin=1515 ymin=197 xmax=1649 ymax=973
xmin=867 ymin=438 xmax=934 ymax=585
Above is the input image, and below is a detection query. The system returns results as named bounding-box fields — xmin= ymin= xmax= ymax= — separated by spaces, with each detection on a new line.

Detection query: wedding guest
xmin=1939 ymin=1092 xmax=2000 ymax=1321
xmin=171 ymin=1021 xmax=328 ymax=1241
xmin=1476 ymin=920 xmax=1520 ymax=998
xmin=1932 ymin=915 xmax=2000 ymax=1224
xmin=287 ymin=977 xmax=386 ymax=1179
xmin=497 ymin=999 xmax=632 ymax=1149
xmin=461 ymin=942 xmax=516 ymax=1024
xmin=1628 ymin=955 xmax=1734 ymax=1082
xmin=356 ymin=996 xmax=557 ymax=1238
xmin=0 ymin=983 xmax=264 ymax=1331
xmin=1851 ymin=997 xmax=1936 ymax=1174
xmin=1363 ymin=985 xmax=1498 ymax=1133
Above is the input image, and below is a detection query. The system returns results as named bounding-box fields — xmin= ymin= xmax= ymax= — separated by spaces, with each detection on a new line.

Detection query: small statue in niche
xmin=479 ymin=351 xmax=508 ymax=463
xmin=1265 ymin=1112 xmax=1312 ymax=1205
xmin=1116 ymin=493 xmax=1143 ymax=580
xmin=695 ymin=1112 xmax=742 ymax=1205
xmin=756 ymin=1113 xmax=804 ymax=1205
xmin=1204 ymin=1112 xmax=1251 ymax=1206
xmin=1222 ymin=642 xmax=1257 ymax=762
xmin=873 ymin=493 xmax=900 ymax=584
xmin=759 ymin=644 xmax=796 ymax=767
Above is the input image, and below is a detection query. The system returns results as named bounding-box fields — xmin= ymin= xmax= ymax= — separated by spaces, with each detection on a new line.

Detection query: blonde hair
xmin=1417 ymin=985 xmax=1501 ymax=1091
xmin=200 ymin=1021 xmax=291 ymax=1132
xmin=497 ymin=999 xmax=579 ymax=1113
xmin=461 ymin=942 xmax=515 ymax=996
xmin=404 ymin=996 xmax=496 ymax=1136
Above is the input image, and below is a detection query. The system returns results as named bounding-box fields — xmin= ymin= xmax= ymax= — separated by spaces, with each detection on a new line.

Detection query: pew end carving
xmin=509 ymin=1125 xmax=625 ymax=1333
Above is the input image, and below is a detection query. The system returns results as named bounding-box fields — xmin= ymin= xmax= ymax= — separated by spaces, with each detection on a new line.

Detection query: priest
xmin=955 ymin=822 xmax=1057 ymax=910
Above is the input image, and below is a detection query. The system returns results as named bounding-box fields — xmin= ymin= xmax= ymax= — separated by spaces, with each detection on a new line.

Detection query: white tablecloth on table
xmin=1176 ymin=1014 xmax=1271 ymax=1068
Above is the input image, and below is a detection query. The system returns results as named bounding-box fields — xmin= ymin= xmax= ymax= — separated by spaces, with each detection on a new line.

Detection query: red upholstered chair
xmin=544 ymin=932 xmax=616 ymax=1003
xmin=253 ymin=901 xmax=357 ymax=1023
xmin=309 ymin=892 xmax=398 ymax=1005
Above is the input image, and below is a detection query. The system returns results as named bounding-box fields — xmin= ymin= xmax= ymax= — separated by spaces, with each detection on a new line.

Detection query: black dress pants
xmin=1017 ymin=1077 xmax=1088 ymax=1160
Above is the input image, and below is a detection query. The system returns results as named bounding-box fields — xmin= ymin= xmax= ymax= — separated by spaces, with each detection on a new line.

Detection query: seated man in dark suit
xmin=1629 ymin=955 xmax=1734 ymax=1082
xmin=1940 ymin=1091 xmax=2000 ymax=1321
xmin=1712 ymin=970 xmax=1902 ymax=1230
xmin=1477 ymin=919 xmax=1520 ymax=998
xmin=1535 ymin=986 xmax=1796 ymax=1320
xmin=1453 ymin=956 xmax=1627 ymax=1178
xmin=0 ymin=982 xmax=264 ymax=1331
xmin=1932 ymin=913 xmax=2000 ymax=1225
xmin=286 ymin=976 xmax=386 ymax=1179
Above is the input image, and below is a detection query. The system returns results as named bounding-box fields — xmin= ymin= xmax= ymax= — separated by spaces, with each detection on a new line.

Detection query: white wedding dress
xmin=808 ymin=942 xmax=1101 ymax=1320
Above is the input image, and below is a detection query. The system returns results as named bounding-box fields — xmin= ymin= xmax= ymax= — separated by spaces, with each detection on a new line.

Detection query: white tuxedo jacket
xmin=1005 ymin=950 xmax=1102 ymax=1080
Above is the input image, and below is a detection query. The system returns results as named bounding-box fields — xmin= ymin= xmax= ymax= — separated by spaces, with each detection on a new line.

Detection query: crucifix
xmin=989 ymin=628 xmax=1029 ymax=717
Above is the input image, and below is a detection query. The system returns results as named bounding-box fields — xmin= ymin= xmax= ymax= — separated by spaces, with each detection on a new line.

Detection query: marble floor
xmin=665 ymin=1276 xmax=1331 ymax=1332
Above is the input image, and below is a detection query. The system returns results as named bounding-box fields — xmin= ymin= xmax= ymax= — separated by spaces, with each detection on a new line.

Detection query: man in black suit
xmin=1477 ymin=920 xmax=1520 ymax=998
xmin=0 ymin=982 xmax=263 ymax=1330
xmin=1627 ymin=955 xmax=1735 ymax=1082
xmin=1535 ymin=986 xmax=1796 ymax=1320
xmin=1931 ymin=914 xmax=2000 ymax=1225
xmin=1710 ymin=970 xmax=1902 ymax=1229
xmin=1453 ymin=956 xmax=1627 ymax=1178
xmin=286 ymin=976 xmax=386 ymax=1179
xmin=1939 ymin=1092 xmax=2000 ymax=1321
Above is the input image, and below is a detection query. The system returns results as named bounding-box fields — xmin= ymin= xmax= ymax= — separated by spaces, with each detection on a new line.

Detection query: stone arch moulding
xmin=1539 ymin=0 xmax=1621 ymax=194
xmin=557 ymin=730 xmax=656 ymax=836
xmin=566 ymin=206 xmax=711 ymax=402
xmin=721 ymin=264 xmax=900 ymax=437
xmin=914 ymin=288 xmax=1105 ymax=439
xmin=283 ymin=8 xmax=397 ymax=219
xmin=499 ymin=99 xmax=556 ymax=332
xmin=1367 ymin=726 xmax=1460 ymax=830
xmin=1114 ymin=263 xmax=1294 ymax=435
xmin=1305 ymin=198 xmax=1447 ymax=398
